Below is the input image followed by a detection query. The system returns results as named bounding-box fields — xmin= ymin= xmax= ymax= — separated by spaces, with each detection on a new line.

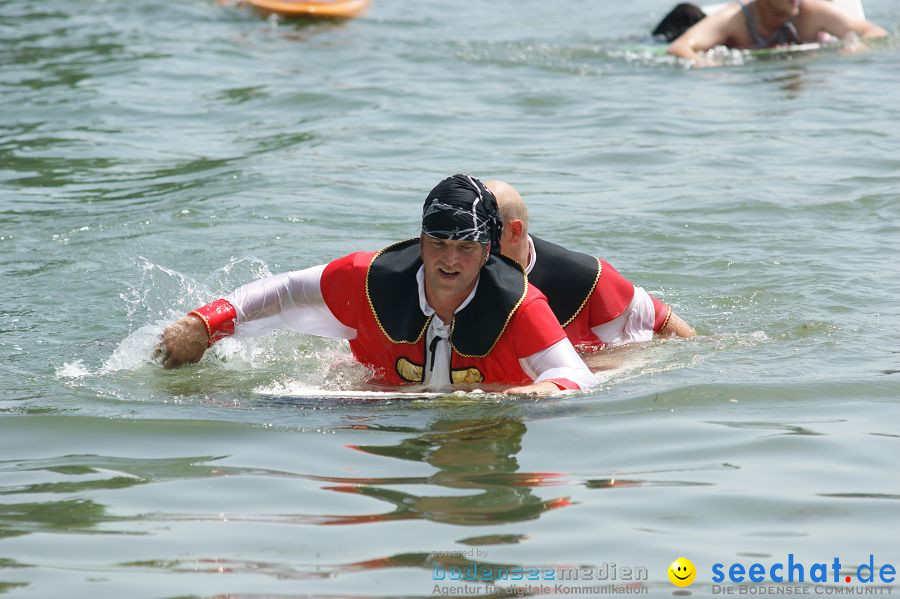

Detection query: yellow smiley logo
xmin=668 ymin=557 xmax=697 ymax=587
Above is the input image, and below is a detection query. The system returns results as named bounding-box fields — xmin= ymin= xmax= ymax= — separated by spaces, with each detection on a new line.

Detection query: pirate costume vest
xmin=321 ymin=239 xmax=565 ymax=386
xmin=527 ymin=236 xmax=656 ymax=348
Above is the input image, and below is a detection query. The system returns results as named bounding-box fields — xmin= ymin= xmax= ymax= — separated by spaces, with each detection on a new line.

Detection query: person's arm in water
xmin=587 ymin=259 xmax=695 ymax=345
xmin=155 ymin=312 xmax=210 ymax=369
xmin=658 ymin=310 xmax=695 ymax=337
xmin=506 ymin=381 xmax=581 ymax=395
xmin=506 ymin=338 xmax=598 ymax=395
xmin=156 ymin=264 xmax=353 ymax=368
xmin=667 ymin=6 xmax=743 ymax=64
xmin=796 ymin=0 xmax=888 ymax=41
xmin=501 ymin=292 xmax=598 ymax=396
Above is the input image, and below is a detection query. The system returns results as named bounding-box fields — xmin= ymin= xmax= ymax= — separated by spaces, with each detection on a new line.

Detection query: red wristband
xmin=547 ymin=378 xmax=579 ymax=391
xmin=651 ymin=295 xmax=672 ymax=333
xmin=189 ymin=299 xmax=236 ymax=347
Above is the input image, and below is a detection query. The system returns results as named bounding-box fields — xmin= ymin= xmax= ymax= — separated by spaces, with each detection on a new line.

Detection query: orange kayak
xmin=242 ymin=0 xmax=370 ymax=18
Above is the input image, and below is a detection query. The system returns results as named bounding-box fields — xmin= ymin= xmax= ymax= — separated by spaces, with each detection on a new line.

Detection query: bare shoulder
xmin=713 ymin=2 xmax=755 ymax=47
xmin=797 ymin=0 xmax=874 ymax=39
xmin=704 ymin=1 xmax=745 ymax=28
xmin=671 ymin=2 xmax=745 ymax=51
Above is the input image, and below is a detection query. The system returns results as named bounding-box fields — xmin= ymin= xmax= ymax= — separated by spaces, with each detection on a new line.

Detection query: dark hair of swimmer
xmin=652 ymin=3 xmax=707 ymax=42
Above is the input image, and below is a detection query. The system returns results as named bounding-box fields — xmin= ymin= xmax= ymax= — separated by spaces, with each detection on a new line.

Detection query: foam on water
xmin=56 ymin=360 xmax=92 ymax=379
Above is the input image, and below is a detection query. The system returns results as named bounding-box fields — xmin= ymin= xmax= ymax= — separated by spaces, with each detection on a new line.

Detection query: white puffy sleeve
xmin=520 ymin=338 xmax=598 ymax=390
xmin=226 ymin=264 xmax=357 ymax=340
xmin=590 ymin=285 xmax=656 ymax=346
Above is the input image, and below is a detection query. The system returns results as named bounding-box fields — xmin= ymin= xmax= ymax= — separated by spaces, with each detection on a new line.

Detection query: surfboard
xmin=259 ymin=388 xmax=448 ymax=401
xmin=240 ymin=0 xmax=370 ymax=19
xmin=252 ymin=381 xmax=500 ymax=401
xmin=621 ymin=41 xmax=832 ymax=59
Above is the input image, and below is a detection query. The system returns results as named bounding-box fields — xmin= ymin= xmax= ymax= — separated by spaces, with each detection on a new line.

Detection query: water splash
xmin=56 ymin=360 xmax=91 ymax=379
xmin=102 ymin=323 xmax=165 ymax=372
xmin=119 ymin=255 xmax=274 ymax=325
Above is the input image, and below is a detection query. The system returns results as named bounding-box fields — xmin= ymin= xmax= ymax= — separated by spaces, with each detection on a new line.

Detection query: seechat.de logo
xmin=668 ymin=557 xmax=697 ymax=587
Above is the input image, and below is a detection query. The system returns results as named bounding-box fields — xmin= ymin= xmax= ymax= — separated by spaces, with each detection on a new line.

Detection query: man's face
xmin=420 ymin=234 xmax=488 ymax=302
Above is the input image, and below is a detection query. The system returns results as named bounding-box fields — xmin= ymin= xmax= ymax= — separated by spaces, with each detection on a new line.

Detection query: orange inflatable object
xmin=243 ymin=0 xmax=370 ymax=19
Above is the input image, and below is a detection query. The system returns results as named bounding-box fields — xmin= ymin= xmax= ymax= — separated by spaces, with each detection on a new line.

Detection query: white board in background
xmin=701 ymin=0 xmax=865 ymax=20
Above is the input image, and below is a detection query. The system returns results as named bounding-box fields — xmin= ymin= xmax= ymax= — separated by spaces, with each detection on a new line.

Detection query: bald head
xmin=484 ymin=180 xmax=531 ymax=268
xmin=485 ymin=179 xmax=528 ymax=231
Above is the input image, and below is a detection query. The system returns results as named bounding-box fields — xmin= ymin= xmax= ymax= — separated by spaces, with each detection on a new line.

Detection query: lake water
xmin=1 ymin=0 xmax=899 ymax=597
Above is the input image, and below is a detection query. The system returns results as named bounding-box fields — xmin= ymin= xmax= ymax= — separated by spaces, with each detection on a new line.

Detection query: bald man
xmin=487 ymin=180 xmax=695 ymax=350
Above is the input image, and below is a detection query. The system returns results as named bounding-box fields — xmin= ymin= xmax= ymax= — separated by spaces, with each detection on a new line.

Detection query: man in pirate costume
xmin=486 ymin=180 xmax=695 ymax=350
xmin=156 ymin=174 xmax=597 ymax=394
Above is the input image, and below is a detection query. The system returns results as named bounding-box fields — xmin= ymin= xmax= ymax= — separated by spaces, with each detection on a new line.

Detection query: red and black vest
xmin=320 ymin=239 xmax=565 ymax=386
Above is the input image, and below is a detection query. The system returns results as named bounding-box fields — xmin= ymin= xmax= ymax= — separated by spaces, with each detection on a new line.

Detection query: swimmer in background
xmin=660 ymin=0 xmax=888 ymax=66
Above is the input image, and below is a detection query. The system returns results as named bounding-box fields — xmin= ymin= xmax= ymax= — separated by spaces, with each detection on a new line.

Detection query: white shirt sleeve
xmin=225 ymin=264 xmax=357 ymax=340
xmin=519 ymin=338 xmax=598 ymax=390
xmin=590 ymin=285 xmax=656 ymax=346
